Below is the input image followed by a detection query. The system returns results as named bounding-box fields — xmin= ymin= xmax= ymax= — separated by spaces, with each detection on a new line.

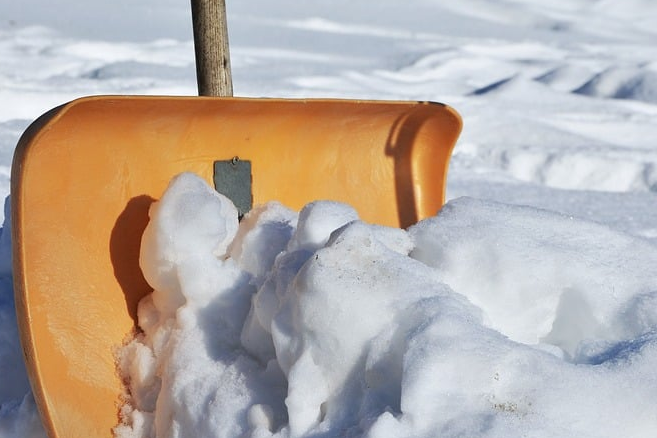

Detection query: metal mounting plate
xmin=213 ymin=157 xmax=252 ymax=218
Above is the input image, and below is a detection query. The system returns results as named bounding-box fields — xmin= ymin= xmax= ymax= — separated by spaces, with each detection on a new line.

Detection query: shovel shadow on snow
xmin=109 ymin=194 xmax=156 ymax=326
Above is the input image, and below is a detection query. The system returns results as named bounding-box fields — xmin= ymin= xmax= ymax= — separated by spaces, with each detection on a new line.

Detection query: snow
xmin=2 ymin=0 xmax=657 ymax=437
xmin=115 ymin=174 xmax=657 ymax=438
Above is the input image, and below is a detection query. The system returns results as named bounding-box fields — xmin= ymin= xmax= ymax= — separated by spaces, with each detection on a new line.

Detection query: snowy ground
xmin=2 ymin=0 xmax=657 ymax=437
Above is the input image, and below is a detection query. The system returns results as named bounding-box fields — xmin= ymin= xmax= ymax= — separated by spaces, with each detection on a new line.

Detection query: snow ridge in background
xmin=116 ymin=173 xmax=657 ymax=438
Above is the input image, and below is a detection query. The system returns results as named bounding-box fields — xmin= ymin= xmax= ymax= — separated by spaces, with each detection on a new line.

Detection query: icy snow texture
xmin=116 ymin=173 xmax=657 ymax=438
xmin=411 ymin=198 xmax=657 ymax=361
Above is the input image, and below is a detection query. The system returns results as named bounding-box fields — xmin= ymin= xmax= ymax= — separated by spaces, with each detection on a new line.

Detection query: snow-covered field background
xmin=2 ymin=0 xmax=657 ymax=437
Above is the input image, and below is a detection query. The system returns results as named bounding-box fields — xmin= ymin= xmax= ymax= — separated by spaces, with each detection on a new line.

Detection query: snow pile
xmin=116 ymin=173 xmax=657 ymax=438
xmin=412 ymin=198 xmax=657 ymax=359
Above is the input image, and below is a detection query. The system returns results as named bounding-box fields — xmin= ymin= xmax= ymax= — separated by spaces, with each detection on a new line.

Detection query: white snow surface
xmin=2 ymin=0 xmax=657 ymax=437
xmin=114 ymin=173 xmax=657 ymax=438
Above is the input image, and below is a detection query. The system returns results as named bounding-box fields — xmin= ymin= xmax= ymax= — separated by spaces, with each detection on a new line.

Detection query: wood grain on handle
xmin=191 ymin=0 xmax=233 ymax=96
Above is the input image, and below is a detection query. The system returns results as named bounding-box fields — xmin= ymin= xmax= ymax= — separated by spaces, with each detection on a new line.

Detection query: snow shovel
xmin=11 ymin=1 xmax=462 ymax=437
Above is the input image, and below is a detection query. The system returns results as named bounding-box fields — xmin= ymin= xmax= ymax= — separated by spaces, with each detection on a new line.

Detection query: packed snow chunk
xmin=410 ymin=197 xmax=657 ymax=361
xmin=269 ymin=220 xmax=462 ymax=437
xmin=370 ymin=310 xmax=657 ymax=438
xmin=119 ymin=175 xmax=288 ymax=438
xmin=239 ymin=200 xmax=360 ymax=367
xmin=286 ymin=200 xmax=359 ymax=252
xmin=139 ymin=172 xmax=239 ymax=317
xmin=228 ymin=202 xmax=298 ymax=288
xmin=235 ymin=202 xmax=299 ymax=368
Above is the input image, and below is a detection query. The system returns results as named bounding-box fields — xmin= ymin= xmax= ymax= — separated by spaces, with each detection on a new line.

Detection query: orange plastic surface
xmin=11 ymin=96 xmax=461 ymax=437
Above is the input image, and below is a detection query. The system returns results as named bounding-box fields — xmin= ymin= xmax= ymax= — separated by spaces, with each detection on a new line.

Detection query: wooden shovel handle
xmin=191 ymin=0 xmax=233 ymax=97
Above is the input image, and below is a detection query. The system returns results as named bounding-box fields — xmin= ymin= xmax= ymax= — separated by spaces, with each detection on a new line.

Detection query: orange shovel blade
xmin=11 ymin=96 xmax=461 ymax=437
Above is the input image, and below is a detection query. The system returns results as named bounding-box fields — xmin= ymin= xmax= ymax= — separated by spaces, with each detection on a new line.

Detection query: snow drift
xmin=115 ymin=173 xmax=657 ymax=438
